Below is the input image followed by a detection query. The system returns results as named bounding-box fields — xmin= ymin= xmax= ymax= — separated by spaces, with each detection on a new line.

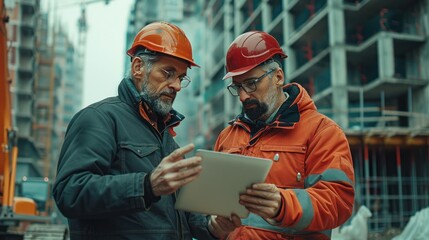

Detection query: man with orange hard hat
xmin=214 ymin=31 xmax=355 ymax=239
xmin=53 ymin=22 xmax=240 ymax=239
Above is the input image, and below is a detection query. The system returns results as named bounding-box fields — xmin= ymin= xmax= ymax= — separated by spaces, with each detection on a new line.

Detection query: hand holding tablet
xmin=175 ymin=149 xmax=273 ymax=218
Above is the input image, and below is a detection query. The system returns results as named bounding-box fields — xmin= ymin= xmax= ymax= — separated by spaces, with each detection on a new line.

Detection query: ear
xmin=274 ymin=68 xmax=285 ymax=87
xmin=131 ymin=57 xmax=145 ymax=79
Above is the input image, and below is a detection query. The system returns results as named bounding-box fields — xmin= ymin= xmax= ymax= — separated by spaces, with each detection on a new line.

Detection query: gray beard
xmin=140 ymin=82 xmax=173 ymax=118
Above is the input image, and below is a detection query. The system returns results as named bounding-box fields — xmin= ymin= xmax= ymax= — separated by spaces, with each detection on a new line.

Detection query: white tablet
xmin=174 ymin=149 xmax=273 ymax=218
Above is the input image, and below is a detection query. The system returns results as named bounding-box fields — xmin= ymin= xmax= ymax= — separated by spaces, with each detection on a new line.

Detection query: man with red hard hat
xmin=214 ymin=31 xmax=355 ymax=239
xmin=53 ymin=22 xmax=240 ymax=239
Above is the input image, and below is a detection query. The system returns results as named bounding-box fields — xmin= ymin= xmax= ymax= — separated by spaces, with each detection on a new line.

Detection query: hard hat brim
xmin=222 ymin=64 xmax=257 ymax=80
xmin=127 ymin=47 xmax=200 ymax=68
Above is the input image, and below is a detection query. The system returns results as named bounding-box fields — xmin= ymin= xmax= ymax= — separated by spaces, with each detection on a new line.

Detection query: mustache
xmin=159 ymin=89 xmax=176 ymax=99
xmin=243 ymin=99 xmax=259 ymax=107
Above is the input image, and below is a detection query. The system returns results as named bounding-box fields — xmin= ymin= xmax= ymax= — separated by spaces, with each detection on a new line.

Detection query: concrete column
xmin=223 ymin=0 xmax=237 ymax=124
xmin=261 ymin=0 xmax=270 ymax=30
xmin=234 ymin=0 xmax=242 ymax=36
xmin=283 ymin=0 xmax=296 ymax=80
xmin=328 ymin=0 xmax=348 ymax=128
xmin=377 ymin=33 xmax=395 ymax=78
xmin=422 ymin=0 xmax=429 ymax=116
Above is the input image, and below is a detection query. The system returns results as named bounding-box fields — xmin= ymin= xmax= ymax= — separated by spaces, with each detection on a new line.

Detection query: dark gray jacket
xmin=53 ymin=78 xmax=215 ymax=240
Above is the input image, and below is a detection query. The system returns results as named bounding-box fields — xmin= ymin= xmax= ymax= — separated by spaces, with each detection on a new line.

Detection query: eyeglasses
xmin=159 ymin=67 xmax=191 ymax=88
xmin=227 ymin=69 xmax=275 ymax=96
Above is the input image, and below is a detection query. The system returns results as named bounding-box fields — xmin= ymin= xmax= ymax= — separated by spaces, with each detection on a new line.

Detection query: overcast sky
xmin=43 ymin=0 xmax=134 ymax=107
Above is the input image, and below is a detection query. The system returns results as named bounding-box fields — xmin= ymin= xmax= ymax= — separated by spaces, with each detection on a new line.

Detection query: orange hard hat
xmin=223 ymin=31 xmax=287 ymax=79
xmin=127 ymin=21 xmax=199 ymax=67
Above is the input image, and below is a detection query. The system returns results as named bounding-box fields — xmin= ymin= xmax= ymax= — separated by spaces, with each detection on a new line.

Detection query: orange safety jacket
xmin=214 ymin=83 xmax=355 ymax=240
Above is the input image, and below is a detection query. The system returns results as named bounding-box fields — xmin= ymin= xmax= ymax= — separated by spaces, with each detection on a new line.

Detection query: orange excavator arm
xmin=1 ymin=0 xmax=19 ymax=216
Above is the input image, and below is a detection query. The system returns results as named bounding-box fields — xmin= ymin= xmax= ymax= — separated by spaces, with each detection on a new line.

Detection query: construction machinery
xmin=0 ymin=0 xmax=67 ymax=239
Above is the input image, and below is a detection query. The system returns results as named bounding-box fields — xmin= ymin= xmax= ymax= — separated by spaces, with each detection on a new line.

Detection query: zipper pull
xmin=296 ymin=172 xmax=302 ymax=182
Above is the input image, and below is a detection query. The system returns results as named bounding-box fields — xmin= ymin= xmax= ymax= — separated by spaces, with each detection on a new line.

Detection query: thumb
xmin=231 ymin=214 xmax=242 ymax=227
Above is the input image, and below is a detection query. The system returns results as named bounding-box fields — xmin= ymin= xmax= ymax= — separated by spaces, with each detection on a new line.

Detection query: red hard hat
xmin=127 ymin=22 xmax=199 ymax=67
xmin=223 ymin=31 xmax=287 ymax=79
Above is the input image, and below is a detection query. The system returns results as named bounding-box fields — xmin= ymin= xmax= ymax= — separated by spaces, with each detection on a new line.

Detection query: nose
xmin=168 ymin=77 xmax=181 ymax=92
xmin=239 ymin=88 xmax=250 ymax=102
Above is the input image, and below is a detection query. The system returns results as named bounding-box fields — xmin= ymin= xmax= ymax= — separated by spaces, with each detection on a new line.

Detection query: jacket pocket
xmin=260 ymin=145 xmax=307 ymax=189
xmin=117 ymin=143 xmax=160 ymax=173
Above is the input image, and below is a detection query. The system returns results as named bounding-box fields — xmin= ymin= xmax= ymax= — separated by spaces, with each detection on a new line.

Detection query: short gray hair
xmin=126 ymin=53 xmax=161 ymax=79
xmin=261 ymin=60 xmax=280 ymax=73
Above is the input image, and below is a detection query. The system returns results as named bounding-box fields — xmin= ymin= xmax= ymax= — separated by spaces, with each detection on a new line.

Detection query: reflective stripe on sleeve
xmin=305 ymin=169 xmax=353 ymax=188
xmin=291 ymin=189 xmax=314 ymax=230
xmin=241 ymin=212 xmax=330 ymax=237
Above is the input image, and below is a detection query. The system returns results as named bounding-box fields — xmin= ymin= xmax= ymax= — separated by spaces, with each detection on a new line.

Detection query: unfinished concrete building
xmin=33 ymin=22 xmax=80 ymax=179
xmin=6 ymin=0 xmax=84 ymax=181
xmin=201 ymin=0 xmax=429 ymax=234
xmin=5 ymin=0 xmax=45 ymax=179
xmin=6 ymin=0 xmax=38 ymax=141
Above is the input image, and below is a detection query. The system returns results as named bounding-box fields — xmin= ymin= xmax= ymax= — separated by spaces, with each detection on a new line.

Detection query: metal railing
xmin=318 ymin=107 xmax=429 ymax=133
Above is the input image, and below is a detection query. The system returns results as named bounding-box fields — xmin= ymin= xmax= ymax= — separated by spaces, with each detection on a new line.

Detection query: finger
xmin=165 ymin=166 xmax=203 ymax=181
xmin=164 ymin=157 xmax=202 ymax=182
xmin=173 ymin=156 xmax=202 ymax=171
xmin=214 ymin=216 xmax=232 ymax=230
xmin=155 ymin=157 xmax=202 ymax=180
xmin=243 ymin=189 xmax=278 ymax=200
xmin=164 ymin=143 xmax=195 ymax=163
xmin=243 ymin=200 xmax=280 ymax=219
xmin=244 ymin=202 xmax=279 ymax=218
xmin=251 ymin=183 xmax=277 ymax=192
xmin=216 ymin=216 xmax=237 ymax=233
xmin=230 ymin=214 xmax=242 ymax=227
xmin=155 ymin=171 xmax=201 ymax=194
xmin=231 ymin=213 xmax=241 ymax=227
xmin=209 ymin=216 xmax=222 ymax=237
xmin=151 ymin=159 xmax=197 ymax=185
xmin=216 ymin=216 xmax=239 ymax=232
xmin=242 ymin=201 xmax=274 ymax=210
xmin=165 ymin=164 xmax=202 ymax=182
xmin=245 ymin=206 xmax=272 ymax=219
xmin=240 ymin=196 xmax=277 ymax=208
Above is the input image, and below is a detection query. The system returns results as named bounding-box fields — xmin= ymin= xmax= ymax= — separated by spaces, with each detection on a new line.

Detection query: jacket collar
xmin=118 ymin=77 xmax=142 ymax=107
